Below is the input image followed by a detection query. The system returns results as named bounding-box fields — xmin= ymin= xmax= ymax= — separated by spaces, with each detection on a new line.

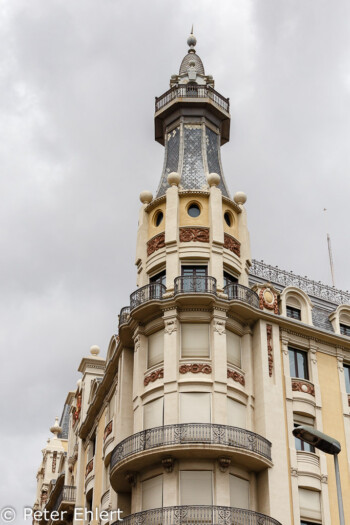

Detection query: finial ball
xmin=234 ymin=191 xmax=247 ymax=205
xmin=207 ymin=173 xmax=221 ymax=187
xmin=167 ymin=172 xmax=181 ymax=186
xmin=140 ymin=191 xmax=153 ymax=204
xmin=187 ymin=34 xmax=197 ymax=48
xmin=90 ymin=345 xmax=100 ymax=356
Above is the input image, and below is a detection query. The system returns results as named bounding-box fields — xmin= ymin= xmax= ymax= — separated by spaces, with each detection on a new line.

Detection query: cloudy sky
xmin=1 ymin=0 xmax=350 ymax=520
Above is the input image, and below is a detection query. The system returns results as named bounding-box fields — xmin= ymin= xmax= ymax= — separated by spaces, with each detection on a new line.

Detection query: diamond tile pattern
xmin=156 ymin=127 xmax=180 ymax=197
xmin=181 ymin=125 xmax=206 ymax=190
xmin=206 ymin=127 xmax=229 ymax=197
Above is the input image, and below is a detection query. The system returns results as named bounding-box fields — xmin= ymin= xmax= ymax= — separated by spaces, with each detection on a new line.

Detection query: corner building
xmin=33 ymin=34 xmax=350 ymax=525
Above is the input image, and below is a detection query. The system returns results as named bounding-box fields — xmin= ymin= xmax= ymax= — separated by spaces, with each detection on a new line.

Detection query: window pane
xmin=180 ymin=393 xmax=211 ymax=423
xmin=289 ymin=349 xmax=297 ymax=377
xmin=229 ymin=475 xmax=249 ymax=509
xmin=340 ymin=323 xmax=350 ymax=336
xmin=227 ymin=331 xmax=241 ymax=367
xmin=142 ymin=475 xmax=163 ymax=510
xmin=182 ymin=324 xmax=209 ymax=357
xmin=345 ymin=365 xmax=350 ymax=394
xmin=297 ymin=351 xmax=308 ymax=379
xmin=148 ymin=330 xmax=164 ymax=368
xmin=289 ymin=348 xmax=309 ymax=380
xmin=287 ymin=306 xmax=301 ymax=320
xmin=150 ymin=270 xmax=166 ymax=286
xmin=180 ymin=471 xmax=212 ymax=505
xmin=144 ymin=397 xmax=163 ymax=429
xmin=227 ymin=398 xmax=246 ymax=428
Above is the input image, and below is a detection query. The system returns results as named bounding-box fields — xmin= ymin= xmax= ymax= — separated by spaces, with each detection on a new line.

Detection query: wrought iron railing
xmin=174 ymin=276 xmax=217 ymax=296
xmin=112 ymin=505 xmax=282 ymax=525
xmin=110 ymin=423 xmax=271 ymax=470
xmin=250 ymin=259 xmax=350 ymax=305
xmin=224 ymin=283 xmax=259 ymax=308
xmin=51 ymin=486 xmax=76 ymax=513
xmin=119 ymin=306 xmax=130 ymax=326
xmin=130 ymin=283 xmax=166 ymax=310
xmin=155 ymin=85 xmax=230 ymax=113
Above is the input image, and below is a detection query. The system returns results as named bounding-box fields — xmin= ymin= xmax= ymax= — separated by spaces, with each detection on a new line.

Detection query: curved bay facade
xmin=33 ymin=32 xmax=350 ymax=525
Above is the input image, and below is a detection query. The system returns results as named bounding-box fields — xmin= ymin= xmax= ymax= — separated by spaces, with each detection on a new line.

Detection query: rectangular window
xmin=287 ymin=305 xmax=301 ymax=320
xmin=289 ymin=348 xmax=309 ymax=380
xmin=229 ymin=475 xmax=249 ymax=509
xmin=344 ymin=365 xmax=350 ymax=394
xmin=227 ymin=397 xmax=246 ymax=428
xmin=182 ymin=323 xmax=209 ymax=357
xmin=299 ymin=488 xmax=321 ymax=522
xmin=224 ymin=271 xmax=238 ymax=288
xmin=181 ymin=266 xmax=208 ymax=293
xmin=180 ymin=471 xmax=213 ymax=505
xmin=144 ymin=397 xmax=163 ymax=429
xmin=150 ymin=270 xmax=166 ymax=286
xmin=227 ymin=331 xmax=241 ymax=368
xmin=142 ymin=475 xmax=163 ymax=511
xmin=340 ymin=323 xmax=350 ymax=336
xmin=180 ymin=393 xmax=211 ymax=423
xmin=147 ymin=330 xmax=164 ymax=368
xmin=294 ymin=423 xmax=315 ymax=453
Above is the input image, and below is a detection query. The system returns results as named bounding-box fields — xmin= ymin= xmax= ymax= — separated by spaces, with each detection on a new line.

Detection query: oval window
xmin=187 ymin=203 xmax=201 ymax=218
xmin=154 ymin=211 xmax=164 ymax=227
xmin=224 ymin=212 xmax=232 ymax=227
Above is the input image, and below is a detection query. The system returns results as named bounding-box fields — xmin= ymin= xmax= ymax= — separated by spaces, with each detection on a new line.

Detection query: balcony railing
xmin=111 ymin=423 xmax=271 ymax=470
xmin=113 ymin=505 xmax=281 ymax=525
xmin=119 ymin=306 xmax=130 ymax=326
xmin=155 ymin=85 xmax=230 ymax=113
xmin=174 ymin=276 xmax=217 ymax=296
xmin=51 ymin=486 xmax=76 ymax=513
xmin=224 ymin=283 xmax=259 ymax=308
xmin=130 ymin=283 xmax=166 ymax=311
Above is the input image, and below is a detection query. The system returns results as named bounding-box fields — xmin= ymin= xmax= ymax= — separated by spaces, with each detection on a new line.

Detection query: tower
xmin=33 ymin=31 xmax=350 ymax=525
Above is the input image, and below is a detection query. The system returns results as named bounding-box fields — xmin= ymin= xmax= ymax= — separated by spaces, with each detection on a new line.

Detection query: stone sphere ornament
xmin=234 ymin=191 xmax=247 ymax=205
xmin=207 ymin=172 xmax=221 ymax=187
xmin=167 ymin=172 xmax=181 ymax=186
xmin=139 ymin=190 xmax=153 ymax=204
xmin=90 ymin=345 xmax=100 ymax=356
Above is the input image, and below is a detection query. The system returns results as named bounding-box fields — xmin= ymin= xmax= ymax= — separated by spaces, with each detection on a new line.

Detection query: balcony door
xmin=181 ymin=266 xmax=207 ymax=293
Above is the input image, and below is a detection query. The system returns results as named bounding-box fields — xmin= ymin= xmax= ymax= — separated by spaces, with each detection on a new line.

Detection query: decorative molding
xmin=72 ymin=395 xmax=82 ymax=424
xmin=223 ymin=233 xmax=241 ymax=257
xmin=227 ymin=368 xmax=245 ymax=386
xmin=162 ymin=456 xmax=175 ymax=473
xmin=179 ymin=363 xmax=212 ymax=375
xmin=179 ymin=227 xmax=209 ymax=243
xmin=251 ymin=259 xmax=350 ymax=305
xmin=144 ymin=368 xmax=164 ymax=386
xmin=125 ymin=472 xmax=137 ymax=487
xmin=104 ymin=420 xmax=113 ymax=442
xmin=147 ymin=232 xmax=165 ymax=256
xmin=321 ymin=475 xmax=328 ymax=484
xmin=218 ymin=457 xmax=231 ymax=473
xmin=290 ymin=467 xmax=298 ymax=477
xmin=337 ymin=356 xmax=344 ymax=372
xmin=213 ymin=319 xmax=226 ymax=335
xmin=259 ymin=287 xmax=279 ymax=314
xmin=85 ymin=458 xmax=94 ymax=478
xmin=164 ymin=319 xmax=177 ymax=335
xmin=52 ymin=451 xmax=57 ymax=473
xmin=134 ymin=335 xmax=141 ymax=353
xmin=291 ymin=379 xmax=315 ymax=396
xmin=266 ymin=324 xmax=273 ymax=377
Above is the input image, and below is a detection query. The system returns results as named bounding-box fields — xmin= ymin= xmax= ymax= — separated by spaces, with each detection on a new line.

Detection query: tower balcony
xmin=110 ymin=423 xmax=272 ymax=492
xmin=130 ymin=283 xmax=167 ymax=311
xmin=112 ymin=505 xmax=282 ymax=525
xmin=174 ymin=276 xmax=217 ymax=296
xmin=224 ymin=283 xmax=259 ymax=309
xmin=119 ymin=306 xmax=131 ymax=326
xmin=155 ymin=84 xmax=229 ymax=113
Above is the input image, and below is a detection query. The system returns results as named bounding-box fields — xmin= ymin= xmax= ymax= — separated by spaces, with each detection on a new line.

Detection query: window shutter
xmin=227 ymin=331 xmax=241 ymax=367
xmin=227 ymin=398 xmax=246 ymax=428
xmin=299 ymin=488 xmax=321 ymax=521
xmin=180 ymin=471 xmax=213 ymax=505
xmin=148 ymin=330 xmax=164 ymax=368
xmin=182 ymin=324 xmax=209 ymax=357
xmin=144 ymin=397 xmax=163 ymax=429
xmin=229 ymin=475 xmax=249 ymax=508
xmin=180 ymin=393 xmax=211 ymax=423
xmin=142 ymin=475 xmax=163 ymax=510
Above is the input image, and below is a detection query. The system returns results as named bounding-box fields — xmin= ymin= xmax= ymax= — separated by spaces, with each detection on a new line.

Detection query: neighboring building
xmin=33 ymin=32 xmax=350 ymax=525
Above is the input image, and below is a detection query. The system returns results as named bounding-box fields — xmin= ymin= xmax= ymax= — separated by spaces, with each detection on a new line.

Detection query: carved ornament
xmin=214 ymin=319 xmax=226 ymax=335
xmin=147 ymin=232 xmax=165 ymax=256
xmin=104 ymin=420 xmax=113 ymax=442
xmin=223 ymin=233 xmax=241 ymax=257
xmin=259 ymin=287 xmax=279 ymax=314
xmin=179 ymin=363 xmax=212 ymax=375
xmin=162 ymin=456 xmax=175 ymax=473
xmin=144 ymin=368 xmax=164 ymax=386
xmin=266 ymin=324 xmax=273 ymax=377
xmin=73 ymin=394 xmax=82 ymax=424
xmin=291 ymin=379 xmax=315 ymax=396
xmin=348 ymin=394 xmax=350 ymax=407
xmin=179 ymin=227 xmax=209 ymax=243
xmin=85 ymin=458 xmax=94 ymax=478
xmin=165 ymin=319 xmax=177 ymax=335
xmin=227 ymin=369 xmax=245 ymax=386
xmin=52 ymin=451 xmax=57 ymax=473
xmin=218 ymin=457 xmax=231 ymax=472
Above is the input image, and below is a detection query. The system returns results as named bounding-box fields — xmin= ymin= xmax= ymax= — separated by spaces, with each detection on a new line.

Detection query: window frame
xmin=340 ymin=323 xmax=350 ymax=336
xmin=289 ymin=347 xmax=309 ymax=380
xmin=286 ymin=305 xmax=302 ymax=321
xmin=344 ymin=364 xmax=350 ymax=394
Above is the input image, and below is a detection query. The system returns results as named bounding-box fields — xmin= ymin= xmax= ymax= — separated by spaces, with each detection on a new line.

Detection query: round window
xmin=187 ymin=203 xmax=201 ymax=218
xmin=154 ymin=210 xmax=164 ymax=227
xmin=224 ymin=211 xmax=232 ymax=227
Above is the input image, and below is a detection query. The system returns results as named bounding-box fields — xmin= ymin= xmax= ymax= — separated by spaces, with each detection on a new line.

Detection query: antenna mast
xmin=324 ymin=209 xmax=336 ymax=287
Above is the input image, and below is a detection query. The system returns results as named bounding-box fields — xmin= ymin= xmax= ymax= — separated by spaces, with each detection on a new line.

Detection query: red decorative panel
xmin=147 ymin=232 xmax=165 ymax=256
xmin=266 ymin=324 xmax=273 ymax=377
xmin=227 ymin=368 xmax=245 ymax=386
xmin=179 ymin=227 xmax=209 ymax=243
xmin=224 ymin=233 xmax=241 ymax=257
xmin=291 ymin=379 xmax=315 ymax=396
xmin=144 ymin=368 xmax=164 ymax=386
xmin=103 ymin=420 xmax=113 ymax=441
xmin=179 ymin=363 xmax=212 ymax=374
